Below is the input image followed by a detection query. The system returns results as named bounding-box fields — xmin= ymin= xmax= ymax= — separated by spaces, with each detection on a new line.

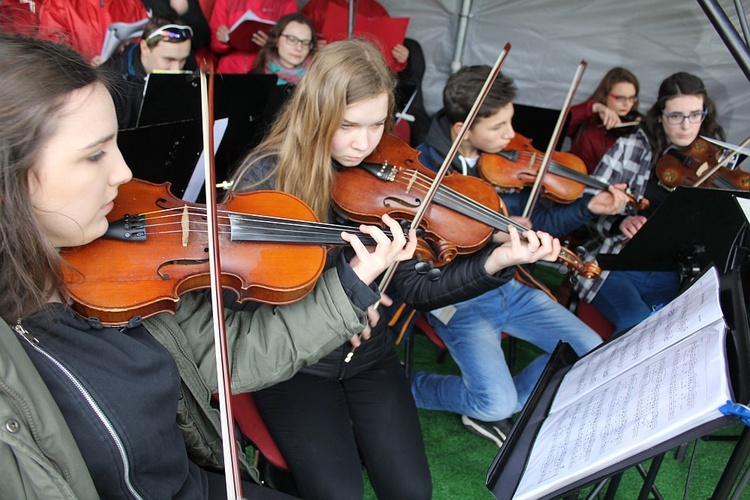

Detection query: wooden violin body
xmin=656 ymin=137 xmax=750 ymax=191
xmin=479 ymin=133 xmax=648 ymax=211
xmin=332 ymin=134 xmax=601 ymax=279
xmin=61 ymin=179 xmax=327 ymax=324
xmin=332 ymin=134 xmax=498 ymax=266
xmin=478 ymin=134 xmax=590 ymax=204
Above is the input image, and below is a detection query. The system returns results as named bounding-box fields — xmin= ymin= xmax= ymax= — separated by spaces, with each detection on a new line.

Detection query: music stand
xmin=118 ymin=119 xmax=202 ymax=200
xmin=597 ymin=187 xmax=750 ymax=276
xmin=488 ymin=266 xmax=749 ymax=499
xmin=136 ymin=73 xmax=278 ymax=182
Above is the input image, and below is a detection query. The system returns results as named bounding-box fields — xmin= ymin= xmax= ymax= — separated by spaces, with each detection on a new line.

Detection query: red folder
xmin=320 ymin=3 xmax=409 ymax=70
xmin=228 ymin=9 xmax=275 ymax=52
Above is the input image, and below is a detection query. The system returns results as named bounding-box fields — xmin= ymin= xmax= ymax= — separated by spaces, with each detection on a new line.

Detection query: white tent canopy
xmin=380 ymin=0 xmax=750 ymax=148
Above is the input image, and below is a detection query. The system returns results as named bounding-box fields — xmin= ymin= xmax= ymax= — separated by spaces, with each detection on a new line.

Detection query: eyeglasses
xmin=661 ymin=110 xmax=708 ymax=125
xmin=280 ymin=33 xmax=313 ymax=49
xmin=608 ymin=93 xmax=638 ymax=104
xmin=145 ymin=24 xmax=193 ymax=44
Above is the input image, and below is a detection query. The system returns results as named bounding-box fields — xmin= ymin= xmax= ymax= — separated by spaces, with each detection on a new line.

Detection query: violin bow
xmin=522 ymin=60 xmax=587 ymax=219
xmin=693 ymin=135 xmax=750 ymax=187
xmin=376 ymin=43 xmax=512 ymax=294
xmin=199 ymin=61 xmax=244 ymax=499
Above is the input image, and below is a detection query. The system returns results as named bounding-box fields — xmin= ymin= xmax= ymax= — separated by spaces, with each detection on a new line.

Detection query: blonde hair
xmin=232 ymin=38 xmax=396 ymax=219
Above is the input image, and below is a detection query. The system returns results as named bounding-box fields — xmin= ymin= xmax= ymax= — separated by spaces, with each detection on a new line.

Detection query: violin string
xmin=130 ymin=207 xmax=392 ymax=245
xmin=393 ymin=168 xmax=529 ymax=234
xmin=384 ymin=168 xmax=588 ymax=271
xmin=511 ymin=151 xmax=608 ymax=189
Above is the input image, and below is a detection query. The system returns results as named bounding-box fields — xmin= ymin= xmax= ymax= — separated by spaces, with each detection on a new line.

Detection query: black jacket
xmin=233 ymin=154 xmax=515 ymax=379
xmin=102 ymin=44 xmax=199 ymax=130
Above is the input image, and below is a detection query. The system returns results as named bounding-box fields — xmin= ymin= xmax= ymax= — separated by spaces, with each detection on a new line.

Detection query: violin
xmin=332 ymin=134 xmax=601 ymax=279
xmin=478 ymin=133 xmax=648 ymax=211
xmin=60 ymin=179 xmax=408 ymax=325
xmin=655 ymin=137 xmax=750 ymax=191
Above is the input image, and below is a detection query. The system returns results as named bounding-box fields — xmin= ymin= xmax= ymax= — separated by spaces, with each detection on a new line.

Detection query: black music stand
xmin=487 ymin=270 xmax=748 ymax=498
xmin=117 ymin=119 xmax=204 ymax=200
xmin=487 ymin=187 xmax=750 ymax=498
xmin=597 ymin=187 xmax=750 ymax=276
xmin=135 ymin=73 xmax=278 ymax=183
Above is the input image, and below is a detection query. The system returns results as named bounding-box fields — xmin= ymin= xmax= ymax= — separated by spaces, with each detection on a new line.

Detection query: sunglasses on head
xmin=145 ymin=24 xmax=193 ymax=43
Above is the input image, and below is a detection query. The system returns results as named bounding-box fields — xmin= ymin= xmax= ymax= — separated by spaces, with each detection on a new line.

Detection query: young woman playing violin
xmin=0 ymin=33 xmax=416 ymax=498
xmin=575 ymin=72 xmax=725 ymax=334
xmin=567 ymin=67 xmax=642 ymax=173
xmin=228 ymin=39 xmax=563 ymax=498
xmin=409 ymin=64 xmax=631 ymax=447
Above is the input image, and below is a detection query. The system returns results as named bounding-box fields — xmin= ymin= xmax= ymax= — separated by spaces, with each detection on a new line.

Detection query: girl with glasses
xmin=567 ymin=67 xmax=642 ymax=173
xmin=0 ymin=33 xmax=414 ymax=499
xmin=254 ymin=13 xmax=317 ymax=86
xmin=574 ymin=72 xmax=725 ymax=335
xmin=209 ymin=0 xmax=297 ymax=74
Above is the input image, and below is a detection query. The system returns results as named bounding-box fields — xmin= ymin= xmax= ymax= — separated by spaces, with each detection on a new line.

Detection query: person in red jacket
xmin=300 ymin=0 xmax=430 ymax=145
xmin=38 ymin=0 xmax=147 ymax=63
xmin=301 ymin=0 xmax=407 ymax=73
xmin=209 ymin=0 xmax=296 ymax=74
xmin=566 ymin=67 xmax=641 ymax=173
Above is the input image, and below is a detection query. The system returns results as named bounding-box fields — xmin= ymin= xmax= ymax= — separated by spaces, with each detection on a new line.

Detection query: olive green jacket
xmin=0 ymin=266 xmax=370 ymax=497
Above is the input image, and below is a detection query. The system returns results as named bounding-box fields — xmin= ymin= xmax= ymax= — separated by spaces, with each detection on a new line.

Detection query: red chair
xmin=212 ymin=392 xmax=289 ymax=471
xmin=230 ymin=392 xmax=289 ymax=471
xmin=575 ymin=300 xmax=615 ymax=340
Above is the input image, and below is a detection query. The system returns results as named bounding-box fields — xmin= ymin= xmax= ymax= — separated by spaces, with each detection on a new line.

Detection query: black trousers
xmin=254 ymin=345 xmax=432 ymax=500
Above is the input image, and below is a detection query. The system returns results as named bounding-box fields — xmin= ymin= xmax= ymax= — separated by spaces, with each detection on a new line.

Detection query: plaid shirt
xmin=575 ymin=128 xmax=653 ymax=302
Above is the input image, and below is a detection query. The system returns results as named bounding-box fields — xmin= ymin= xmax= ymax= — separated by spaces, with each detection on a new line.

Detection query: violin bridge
xmin=181 ymin=205 xmax=189 ymax=246
xmin=406 ymin=168 xmax=418 ymax=193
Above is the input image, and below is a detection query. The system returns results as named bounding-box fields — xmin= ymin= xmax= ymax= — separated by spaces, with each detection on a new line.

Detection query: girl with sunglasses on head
xmin=229 ymin=38 xmax=563 ymax=500
xmin=567 ymin=67 xmax=642 ymax=173
xmin=574 ymin=72 xmax=725 ymax=334
xmin=0 ymin=32 xmax=416 ymax=499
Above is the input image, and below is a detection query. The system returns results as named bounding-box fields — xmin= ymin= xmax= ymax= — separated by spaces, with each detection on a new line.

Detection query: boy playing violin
xmin=404 ymin=65 xmax=630 ymax=446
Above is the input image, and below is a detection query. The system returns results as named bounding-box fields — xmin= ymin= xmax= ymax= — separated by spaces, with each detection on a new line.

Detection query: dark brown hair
xmin=442 ymin=65 xmax=517 ymax=125
xmin=254 ymin=13 xmax=317 ymax=71
xmin=642 ymin=72 xmax=724 ymax=164
xmin=0 ymin=33 xmax=106 ymax=321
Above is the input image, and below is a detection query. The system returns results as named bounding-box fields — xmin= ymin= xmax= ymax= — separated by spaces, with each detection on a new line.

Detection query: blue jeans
xmin=592 ymin=270 xmax=681 ymax=334
xmin=410 ymin=279 xmax=602 ymax=421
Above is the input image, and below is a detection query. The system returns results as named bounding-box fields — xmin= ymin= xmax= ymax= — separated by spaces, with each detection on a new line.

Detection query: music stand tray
xmin=597 ymin=186 xmax=750 ymax=274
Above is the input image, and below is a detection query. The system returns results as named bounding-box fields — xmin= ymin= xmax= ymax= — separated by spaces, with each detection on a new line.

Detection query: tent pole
xmin=451 ymin=0 xmax=473 ymax=73
xmin=698 ymin=0 xmax=750 ymax=83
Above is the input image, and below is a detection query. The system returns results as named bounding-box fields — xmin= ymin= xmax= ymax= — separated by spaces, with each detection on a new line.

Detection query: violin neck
xmin=546 ymin=161 xmax=609 ymax=191
xmin=228 ymin=214 xmax=399 ymax=247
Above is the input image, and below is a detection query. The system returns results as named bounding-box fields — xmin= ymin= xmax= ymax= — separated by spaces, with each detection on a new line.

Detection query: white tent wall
xmin=366 ymin=0 xmax=750 ymax=150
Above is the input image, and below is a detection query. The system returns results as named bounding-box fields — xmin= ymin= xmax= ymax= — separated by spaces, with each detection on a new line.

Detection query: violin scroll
xmin=557 ymin=247 xmax=601 ymax=280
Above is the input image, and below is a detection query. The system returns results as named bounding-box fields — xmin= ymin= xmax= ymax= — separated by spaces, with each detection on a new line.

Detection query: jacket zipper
xmin=13 ymin=323 xmax=145 ymax=500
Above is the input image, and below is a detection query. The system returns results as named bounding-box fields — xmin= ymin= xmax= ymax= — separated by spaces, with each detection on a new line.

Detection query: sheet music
xmin=736 ymin=197 xmax=750 ymax=223
xmin=552 ymin=268 xmax=724 ymax=412
xmin=183 ymin=118 xmax=228 ymax=203
xmin=514 ymin=320 xmax=730 ymax=499
xmin=513 ymin=268 xmax=732 ymax=499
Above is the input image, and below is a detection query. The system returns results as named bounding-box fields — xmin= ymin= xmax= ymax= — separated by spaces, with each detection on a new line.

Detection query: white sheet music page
xmin=553 ymin=268 xmax=725 ymax=412
xmin=514 ymin=268 xmax=732 ymax=500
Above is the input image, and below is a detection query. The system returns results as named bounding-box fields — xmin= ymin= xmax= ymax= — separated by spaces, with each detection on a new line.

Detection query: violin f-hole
xmin=383 ymin=195 xmax=421 ymax=209
xmin=157 ymin=258 xmax=210 ymax=280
